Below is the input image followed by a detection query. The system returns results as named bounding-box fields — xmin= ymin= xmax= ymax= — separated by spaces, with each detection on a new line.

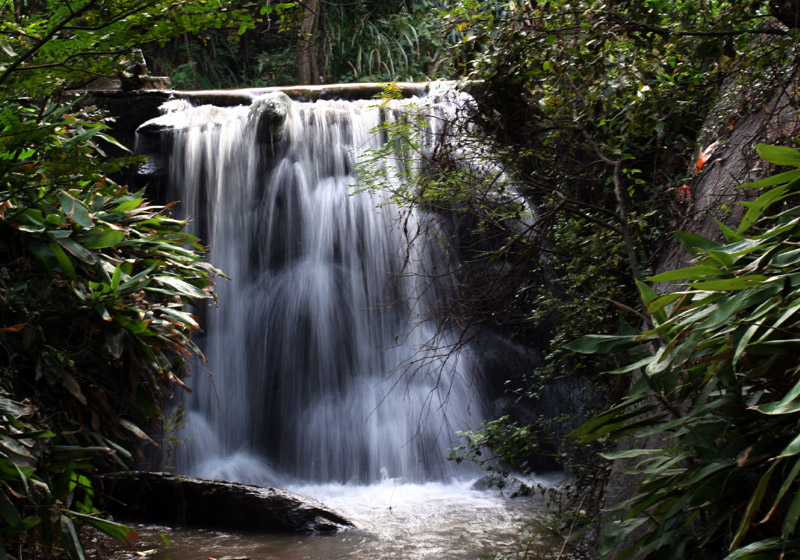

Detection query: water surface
xmin=127 ymin=478 xmax=562 ymax=560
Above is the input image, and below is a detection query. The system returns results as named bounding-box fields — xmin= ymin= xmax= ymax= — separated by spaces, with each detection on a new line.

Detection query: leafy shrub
xmin=0 ymin=99 xmax=219 ymax=558
xmin=0 ymin=1 xmax=253 ymax=554
xmin=569 ymin=144 xmax=800 ymax=559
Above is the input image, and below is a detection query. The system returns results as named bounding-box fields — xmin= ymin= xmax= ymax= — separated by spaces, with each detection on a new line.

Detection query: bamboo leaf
xmin=598 ymin=518 xmax=647 ymax=557
xmin=58 ymin=514 xmax=86 ymax=560
xmin=782 ymin=489 xmax=800 ymax=538
xmin=740 ymin=168 xmax=800 ymax=189
xmin=48 ymin=242 xmax=75 ymax=279
xmin=755 ymin=144 xmax=800 ymax=167
xmin=152 ymin=275 xmax=208 ymax=299
xmin=674 ymin=231 xmax=722 ymax=255
xmin=692 ymin=275 xmax=768 ymax=292
xmin=564 ymin=334 xmax=639 ymax=354
xmin=730 ymin=462 xmax=776 ymax=550
xmin=78 ymin=230 xmax=126 ymax=249
xmin=649 ymin=265 xmax=724 ymax=283
xmin=110 ymin=265 xmax=122 ymax=291
xmin=57 ymin=238 xmax=97 ymax=264
xmin=760 ymin=458 xmax=800 ymax=525
xmin=119 ymin=418 xmax=156 ymax=444
xmin=777 ymin=433 xmax=800 ymax=459
xmin=737 ymin=184 xmax=792 ymax=234
xmin=0 ymin=490 xmax=22 ymax=528
xmin=600 ymin=448 xmax=668 ymax=460
xmin=67 ymin=511 xmax=133 ymax=542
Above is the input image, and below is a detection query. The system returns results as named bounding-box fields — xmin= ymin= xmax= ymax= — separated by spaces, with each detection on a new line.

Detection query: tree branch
xmin=0 ymin=0 xmax=99 ymax=88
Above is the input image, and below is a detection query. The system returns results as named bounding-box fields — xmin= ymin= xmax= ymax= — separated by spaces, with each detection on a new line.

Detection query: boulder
xmin=96 ymin=471 xmax=353 ymax=534
xmin=471 ymin=473 xmax=532 ymax=498
xmin=249 ymin=91 xmax=293 ymax=143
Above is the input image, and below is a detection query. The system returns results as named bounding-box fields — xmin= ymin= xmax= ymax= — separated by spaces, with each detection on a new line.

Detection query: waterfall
xmin=142 ymin=87 xmax=488 ymax=485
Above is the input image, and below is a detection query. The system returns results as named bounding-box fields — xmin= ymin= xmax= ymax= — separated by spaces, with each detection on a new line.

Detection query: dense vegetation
xmin=2 ymin=0 xmax=800 ymax=558
xmin=570 ymin=145 xmax=800 ymax=558
xmin=336 ymin=1 xmax=800 ymax=558
xmin=144 ymin=0 xmax=464 ymax=88
xmin=0 ymin=1 xmax=255 ymax=557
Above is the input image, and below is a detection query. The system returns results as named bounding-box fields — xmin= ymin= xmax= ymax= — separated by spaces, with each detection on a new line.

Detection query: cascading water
xmin=146 ymin=87 xmax=488 ymax=486
xmin=132 ymin=85 xmax=564 ymax=560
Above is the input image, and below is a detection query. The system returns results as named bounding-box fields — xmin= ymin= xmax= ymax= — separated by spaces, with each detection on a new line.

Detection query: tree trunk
xmin=296 ymin=0 xmax=320 ymax=85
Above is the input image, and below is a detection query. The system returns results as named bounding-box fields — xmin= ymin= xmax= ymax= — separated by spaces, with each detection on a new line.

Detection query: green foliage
xmin=323 ymin=0 xmax=459 ymax=83
xmin=0 ymin=0 xmax=238 ymax=557
xmin=0 ymin=392 xmax=134 ymax=559
xmin=569 ymin=145 xmax=800 ymax=558
xmin=145 ymin=0 xmax=463 ymax=88
xmin=145 ymin=2 xmax=300 ymax=89
xmin=441 ymin=0 xmax=799 ymax=276
xmin=0 ymin=96 xmax=219 ymax=558
xmin=0 ymin=0 xmax=261 ymax=96
xmin=409 ymin=0 xmax=799 ymax=496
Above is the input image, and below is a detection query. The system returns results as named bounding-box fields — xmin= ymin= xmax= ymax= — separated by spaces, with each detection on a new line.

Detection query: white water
xmin=124 ymin=477 xmax=563 ymax=560
xmin=154 ymin=87 xmax=495 ymax=485
xmin=135 ymin=87 xmax=554 ymax=560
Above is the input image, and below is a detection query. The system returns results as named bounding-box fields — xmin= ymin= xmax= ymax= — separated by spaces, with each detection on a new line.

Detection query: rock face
xmin=96 ymin=472 xmax=353 ymax=534
xmin=250 ymin=92 xmax=293 ymax=143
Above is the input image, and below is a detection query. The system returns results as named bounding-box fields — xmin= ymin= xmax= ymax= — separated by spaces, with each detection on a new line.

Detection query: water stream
xmin=135 ymin=84 xmax=552 ymax=559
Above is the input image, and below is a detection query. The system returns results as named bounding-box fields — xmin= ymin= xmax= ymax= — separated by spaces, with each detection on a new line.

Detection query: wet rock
xmin=471 ymin=474 xmax=531 ymax=498
xmin=96 ymin=471 xmax=353 ymax=534
xmin=249 ymin=92 xmax=292 ymax=143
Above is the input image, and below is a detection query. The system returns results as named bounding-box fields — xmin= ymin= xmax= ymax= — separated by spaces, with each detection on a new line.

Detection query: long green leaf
xmin=674 ymin=231 xmax=721 ymax=255
xmin=741 ymin=168 xmax=800 ymax=189
xmin=48 ymin=241 xmax=75 ymax=279
xmin=57 ymin=192 xmax=93 ymax=228
xmin=692 ymin=275 xmax=768 ymax=292
xmin=0 ymin=490 xmax=22 ymax=528
xmin=564 ymin=334 xmax=639 ymax=354
xmin=755 ymin=144 xmax=800 ymax=167
xmin=777 ymin=433 xmax=800 ymax=459
xmin=57 ymin=238 xmax=97 ymax=264
xmin=58 ymin=514 xmax=86 ymax=560
xmin=649 ymin=265 xmax=724 ymax=283
xmin=68 ymin=511 xmax=132 ymax=542
xmin=78 ymin=229 xmax=126 ymax=249
xmin=760 ymin=458 xmax=800 ymax=525
xmin=598 ymin=518 xmax=647 ymax=557
xmin=152 ymin=275 xmax=208 ymax=299
xmin=730 ymin=462 xmax=776 ymax=550
xmin=723 ymin=537 xmax=784 ymax=559
xmin=782 ymin=489 xmax=800 ymax=538
xmin=737 ymin=184 xmax=792 ymax=234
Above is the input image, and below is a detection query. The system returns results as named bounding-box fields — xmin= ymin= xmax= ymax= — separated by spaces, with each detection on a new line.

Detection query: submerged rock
xmin=96 ymin=471 xmax=353 ymax=534
xmin=471 ymin=474 xmax=532 ymax=498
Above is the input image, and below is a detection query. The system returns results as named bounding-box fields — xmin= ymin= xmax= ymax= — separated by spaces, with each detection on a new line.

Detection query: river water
xmin=121 ymin=476 xmax=563 ymax=560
